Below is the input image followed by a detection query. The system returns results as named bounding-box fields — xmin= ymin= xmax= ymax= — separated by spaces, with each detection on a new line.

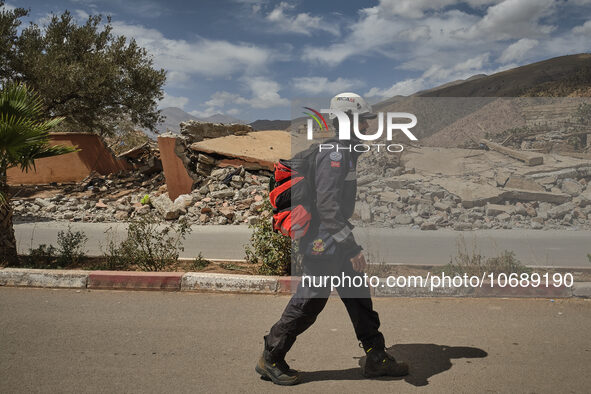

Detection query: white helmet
xmin=329 ymin=92 xmax=376 ymax=120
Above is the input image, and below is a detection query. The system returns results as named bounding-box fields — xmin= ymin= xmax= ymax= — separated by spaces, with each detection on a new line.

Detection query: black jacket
xmin=302 ymin=140 xmax=362 ymax=260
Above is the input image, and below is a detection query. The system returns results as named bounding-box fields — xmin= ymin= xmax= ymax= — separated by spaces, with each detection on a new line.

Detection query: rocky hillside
xmin=419 ymin=53 xmax=591 ymax=98
xmin=369 ymin=54 xmax=591 ymax=147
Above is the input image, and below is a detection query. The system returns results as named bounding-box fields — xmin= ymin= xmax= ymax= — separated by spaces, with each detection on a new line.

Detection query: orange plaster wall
xmin=157 ymin=136 xmax=194 ymax=200
xmin=7 ymin=133 xmax=131 ymax=185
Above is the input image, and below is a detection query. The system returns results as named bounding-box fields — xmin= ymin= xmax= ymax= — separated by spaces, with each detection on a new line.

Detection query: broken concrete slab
xmin=180 ymin=121 xmax=252 ymax=143
xmin=480 ymin=139 xmax=543 ymax=166
xmin=189 ymin=130 xmax=290 ymax=171
xmin=504 ymin=176 xmax=545 ymax=192
xmin=528 ymin=168 xmax=580 ymax=179
xmin=431 ymin=178 xmax=504 ymax=208
xmin=501 ymin=188 xmax=571 ymax=204
xmin=495 ymin=171 xmax=511 ymax=187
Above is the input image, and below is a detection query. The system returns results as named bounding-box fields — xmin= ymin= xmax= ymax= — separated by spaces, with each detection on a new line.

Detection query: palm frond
xmin=0 ymin=84 xmax=45 ymax=121
xmin=0 ymin=84 xmax=73 ymax=173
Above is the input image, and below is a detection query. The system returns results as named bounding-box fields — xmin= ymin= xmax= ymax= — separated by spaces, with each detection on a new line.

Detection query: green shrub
xmin=56 ymin=225 xmax=88 ymax=266
xmin=20 ymin=226 xmax=88 ymax=269
xmin=100 ymin=215 xmax=191 ymax=271
xmin=220 ymin=262 xmax=242 ymax=271
xmin=190 ymin=253 xmax=210 ymax=271
xmin=441 ymin=236 xmax=531 ymax=276
xmin=23 ymin=244 xmax=57 ymax=269
xmin=98 ymin=229 xmax=132 ymax=271
xmin=244 ymin=200 xmax=296 ymax=276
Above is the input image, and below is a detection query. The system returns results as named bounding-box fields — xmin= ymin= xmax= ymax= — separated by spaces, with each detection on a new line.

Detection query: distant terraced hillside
xmin=418 ymin=53 xmax=591 ymax=98
xmin=369 ymin=54 xmax=591 ymax=147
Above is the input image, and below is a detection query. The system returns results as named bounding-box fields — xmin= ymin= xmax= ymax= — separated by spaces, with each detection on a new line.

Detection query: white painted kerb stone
xmin=0 ymin=268 xmax=88 ymax=288
xmin=181 ymin=272 xmax=278 ymax=293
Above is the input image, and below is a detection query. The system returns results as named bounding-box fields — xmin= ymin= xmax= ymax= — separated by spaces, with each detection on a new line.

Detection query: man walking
xmin=256 ymin=93 xmax=409 ymax=386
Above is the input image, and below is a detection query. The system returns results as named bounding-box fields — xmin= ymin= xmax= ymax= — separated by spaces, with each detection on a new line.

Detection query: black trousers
xmin=264 ymin=251 xmax=385 ymax=362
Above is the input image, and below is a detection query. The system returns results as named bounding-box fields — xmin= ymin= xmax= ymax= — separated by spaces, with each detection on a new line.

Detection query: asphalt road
xmin=14 ymin=221 xmax=591 ymax=267
xmin=1 ymin=288 xmax=590 ymax=393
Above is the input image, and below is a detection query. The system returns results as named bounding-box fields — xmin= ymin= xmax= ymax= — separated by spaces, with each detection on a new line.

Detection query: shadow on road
xmin=388 ymin=343 xmax=488 ymax=386
xmin=296 ymin=343 xmax=487 ymax=386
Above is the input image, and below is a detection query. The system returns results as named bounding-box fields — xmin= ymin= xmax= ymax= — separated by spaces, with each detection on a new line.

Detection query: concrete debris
xmin=10 ymin=124 xmax=591 ymax=232
xmin=345 ymin=145 xmax=591 ymax=231
xmin=485 ymin=204 xmax=514 ymax=216
xmin=148 ymin=193 xmax=187 ymax=221
xmin=501 ymin=188 xmax=571 ymax=204
xmin=561 ymin=179 xmax=583 ymax=196
xmin=13 ymin=165 xmax=271 ymax=225
xmin=504 ymin=176 xmax=545 ymax=192
xmin=180 ymin=121 xmax=252 ymax=143
xmin=189 ymin=130 xmax=290 ymax=171
xmin=480 ymin=139 xmax=544 ymax=166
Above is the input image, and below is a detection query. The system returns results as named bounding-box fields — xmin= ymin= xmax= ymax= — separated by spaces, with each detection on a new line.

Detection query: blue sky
xmin=5 ymin=0 xmax=591 ymax=121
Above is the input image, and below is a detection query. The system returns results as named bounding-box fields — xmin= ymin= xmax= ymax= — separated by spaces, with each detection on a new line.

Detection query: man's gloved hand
xmin=350 ymin=251 xmax=367 ymax=272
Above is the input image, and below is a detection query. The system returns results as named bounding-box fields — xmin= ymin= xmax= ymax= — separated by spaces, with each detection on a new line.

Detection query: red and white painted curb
xmin=0 ymin=267 xmax=590 ymax=298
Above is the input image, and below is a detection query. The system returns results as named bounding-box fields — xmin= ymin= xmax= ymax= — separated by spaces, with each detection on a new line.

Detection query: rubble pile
xmin=351 ymin=171 xmax=591 ymax=230
xmin=352 ymin=149 xmax=591 ymax=230
xmin=12 ymin=171 xmax=166 ymax=222
xmin=148 ymin=166 xmax=270 ymax=225
xmin=12 ymin=167 xmax=270 ymax=225
xmin=116 ymin=141 xmax=162 ymax=175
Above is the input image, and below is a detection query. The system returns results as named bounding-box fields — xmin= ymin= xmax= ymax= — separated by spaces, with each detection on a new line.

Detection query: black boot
xmin=363 ymin=347 xmax=409 ymax=378
xmin=255 ymin=350 xmax=300 ymax=386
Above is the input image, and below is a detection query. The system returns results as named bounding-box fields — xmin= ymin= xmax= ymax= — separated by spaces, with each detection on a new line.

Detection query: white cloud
xmin=498 ymin=38 xmax=539 ymax=63
xmin=377 ymin=0 xmax=451 ymax=19
xmin=572 ymin=20 xmax=591 ymax=35
xmin=189 ymin=109 xmax=216 ymax=118
xmin=159 ymin=93 xmax=189 ymax=109
xmin=398 ymin=25 xmax=431 ymax=41
xmin=454 ymin=53 xmax=490 ymax=72
xmin=266 ymin=2 xmax=339 ymax=36
xmin=291 ymin=77 xmax=363 ymax=95
xmin=192 ymin=77 xmax=288 ymax=116
xmin=110 ymin=22 xmax=273 ymax=79
xmin=365 ymin=53 xmax=494 ymax=97
xmin=302 ymin=6 xmax=481 ymax=66
xmin=204 ymin=91 xmax=243 ymax=109
xmin=456 ymin=0 xmax=557 ymax=40
xmin=303 ymin=0 xmax=561 ymax=67
xmin=74 ymin=9 xmax=90 ymax=21
xmin=377 ymin=0 xmax=503 ymax=18
xmin=365 ymin=78 xmax=427 ymax=97
xmin=242 ymin=77 xmax=290 ymax=108
xmin=166 ymin=71 xmax=191 ymax=85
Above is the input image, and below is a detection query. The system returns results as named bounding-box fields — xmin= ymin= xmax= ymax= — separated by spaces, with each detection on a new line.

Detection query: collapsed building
xmin=9 ymin=100 xmax=591 ymax=231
